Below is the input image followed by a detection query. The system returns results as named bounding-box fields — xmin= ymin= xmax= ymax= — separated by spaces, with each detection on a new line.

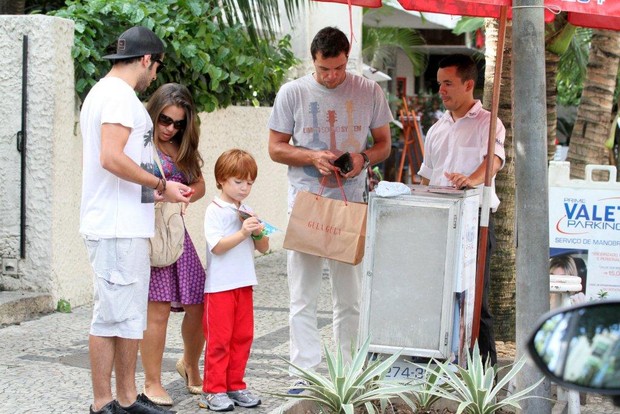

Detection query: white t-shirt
xmin=79 ymin=77 xmax=155 ymax=238
xmin=204 ymin=196 xmax=257 ymax=293
xmin=418 ymin=100 xmax=506 ymax=211
xmin=268 ymin=73 xmax=393 ymax=204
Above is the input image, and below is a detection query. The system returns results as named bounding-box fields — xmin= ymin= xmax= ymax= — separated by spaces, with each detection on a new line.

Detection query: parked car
xmin=528 ymin=300 xmax=620 ymax=407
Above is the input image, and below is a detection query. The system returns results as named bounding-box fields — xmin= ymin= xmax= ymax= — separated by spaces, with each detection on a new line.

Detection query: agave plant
xmin=406 ymin=359 xmax=449 ymax=412
xmin=416 ymin=344 xmax=544 ymax=414
xmin=277 ymin=337 xmax=416 ymax=414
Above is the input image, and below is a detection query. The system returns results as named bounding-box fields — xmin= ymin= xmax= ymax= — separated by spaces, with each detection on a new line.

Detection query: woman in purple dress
xmin=141 ymin=83 xmax=206 ymax=406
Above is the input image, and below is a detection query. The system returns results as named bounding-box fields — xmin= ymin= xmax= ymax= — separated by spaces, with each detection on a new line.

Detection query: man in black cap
xmin=80 ymin=26 xmax=190 ymax=414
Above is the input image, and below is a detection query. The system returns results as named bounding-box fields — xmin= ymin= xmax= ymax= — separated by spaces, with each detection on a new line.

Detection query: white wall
xmin=395 ymin=51 xmax=415 ymax=97
xmin=0 ymin=17 xmax=26 ymax=276
xmin=279 ymin=2 xmax=363 ymax=77
xmin=0 ymin=16 xmax=86 ymax=303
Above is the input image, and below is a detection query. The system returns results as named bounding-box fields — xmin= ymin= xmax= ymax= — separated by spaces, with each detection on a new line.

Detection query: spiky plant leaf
xmin=277 ymin=337 xmax=418 ymax=414
xmin=408 ymin=360 xmax=448 ymax=410
xmin=418 ymin=343 xmax=545 ymax=414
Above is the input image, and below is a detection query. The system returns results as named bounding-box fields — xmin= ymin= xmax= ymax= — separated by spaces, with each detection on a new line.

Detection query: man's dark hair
xmin=438 ymin=54 xmax=478 ymax=84
xmin=109 ymin=52 xmax=163 ymax=67
xmin=311 ymin=27 xmax=349 ymax=60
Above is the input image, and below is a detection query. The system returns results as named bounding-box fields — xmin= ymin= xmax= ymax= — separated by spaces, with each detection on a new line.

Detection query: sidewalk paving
xmin=0 ymin=250 xmax=327 ymax=414
xmin=1 ymin=249 xmax=617 ymax=413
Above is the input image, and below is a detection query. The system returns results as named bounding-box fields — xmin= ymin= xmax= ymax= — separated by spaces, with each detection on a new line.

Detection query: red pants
xmin=202 ymin=286 xmax=254 ymax=393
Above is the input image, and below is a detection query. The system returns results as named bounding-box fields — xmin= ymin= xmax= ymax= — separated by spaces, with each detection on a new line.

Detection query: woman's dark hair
xmin=147 ymin=83 xmax=204 ymax=182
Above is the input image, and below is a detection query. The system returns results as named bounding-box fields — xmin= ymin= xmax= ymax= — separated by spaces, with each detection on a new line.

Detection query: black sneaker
xmin=287 ymin=380 xmax=310 ymax=395
xmin=121 ymin=394 xmax=176 ymax=414
xmin=90 ymin=400 xmax=127 ymax=414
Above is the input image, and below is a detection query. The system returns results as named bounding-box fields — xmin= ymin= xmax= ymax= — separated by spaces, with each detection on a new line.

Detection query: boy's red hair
xmin=214 ymin=149 xmax=258 ymax=189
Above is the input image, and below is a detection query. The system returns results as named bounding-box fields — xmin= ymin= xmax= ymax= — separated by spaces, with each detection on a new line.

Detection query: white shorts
xmin=83 ymin=236 xmax=150 ymax=339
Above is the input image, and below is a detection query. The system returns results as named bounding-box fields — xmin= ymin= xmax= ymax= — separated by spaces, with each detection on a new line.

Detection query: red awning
xmin=313 ymin=0 xmax=619 ymax=349
xmin=567 ymin=13 xmax=620 ymax=31
xmin=317 ymin=0 xmax=620 ymax=30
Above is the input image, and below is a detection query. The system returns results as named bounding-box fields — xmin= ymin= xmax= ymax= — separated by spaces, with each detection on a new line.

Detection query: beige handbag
xmin=149 ymin=150 xmax=185 ymax=267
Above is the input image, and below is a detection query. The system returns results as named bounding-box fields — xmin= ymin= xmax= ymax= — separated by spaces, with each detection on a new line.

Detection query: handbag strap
xmin=153 ymin=147 xmax=167 ymax=180
xmin=319 ymin=174 xmax=348 ymax=205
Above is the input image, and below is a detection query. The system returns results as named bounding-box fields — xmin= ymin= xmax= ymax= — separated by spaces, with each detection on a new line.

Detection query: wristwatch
xmin=360 ymin=152 xmax=370 ymax=169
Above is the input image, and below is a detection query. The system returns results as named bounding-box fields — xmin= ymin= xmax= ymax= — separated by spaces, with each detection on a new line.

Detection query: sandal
xmin=176 ymin=358 xmax=202 ymax=395
xmin=142 ymin=387 xmax=173 ymax=406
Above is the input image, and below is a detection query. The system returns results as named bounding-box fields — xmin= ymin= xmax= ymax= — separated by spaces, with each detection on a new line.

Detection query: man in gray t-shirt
xmin=268 ymin=26 xmax=393 ymax=392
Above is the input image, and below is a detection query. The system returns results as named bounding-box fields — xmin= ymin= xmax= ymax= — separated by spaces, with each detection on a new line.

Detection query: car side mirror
xmin=527 ymin=300 xmax=620 ymax=406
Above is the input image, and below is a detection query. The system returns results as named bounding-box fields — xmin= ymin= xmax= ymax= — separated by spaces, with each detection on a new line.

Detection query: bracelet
xmin=157 ymin=178 xmax=167 ymax=195
xmin=251 ymin=229 xmax=267 ymax=240
xmin=152 ymin=177 xmax=160 ymax=190
xmin=360 ymin=152 xmax=370 ymax=169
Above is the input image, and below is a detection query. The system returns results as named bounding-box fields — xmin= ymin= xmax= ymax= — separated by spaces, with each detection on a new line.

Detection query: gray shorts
xmin=83 ymin=236 xmax=150 ymax=339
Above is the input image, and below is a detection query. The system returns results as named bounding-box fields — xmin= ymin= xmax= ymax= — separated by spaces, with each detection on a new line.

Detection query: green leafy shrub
xmin=277 ymin=337 xmax=416 ymax=414
xmin=47 ymin=0 xmax=298 ymax=111
xmin=56 ymin=299 xmax=71 ymax=313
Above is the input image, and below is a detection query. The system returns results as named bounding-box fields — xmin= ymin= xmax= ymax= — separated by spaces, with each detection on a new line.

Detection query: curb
xmin=0 ymin=291 xmax=54 ymax=325
xmin=268 ymin=399 xmax=317 ymax=414
xmin=269 ymin=397 xmax=460 ymax=414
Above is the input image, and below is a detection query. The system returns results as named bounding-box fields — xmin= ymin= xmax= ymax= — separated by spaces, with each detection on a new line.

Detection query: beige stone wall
xmin=187 ymin=107 xmax=290 ymax=262
xmin=0 ymin=17 xmax=289 ymax=309
xmin=66 ymin=106 xmax=287 ymax=309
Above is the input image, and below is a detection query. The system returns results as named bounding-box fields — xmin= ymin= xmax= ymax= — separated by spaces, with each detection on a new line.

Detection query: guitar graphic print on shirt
xmin=302 ymin=102 xmax=327 ymax=178
xmin=323 ymin=109 xmax=344 ymax=188
xmin=341 ymin=100 xmax=361 ymax=154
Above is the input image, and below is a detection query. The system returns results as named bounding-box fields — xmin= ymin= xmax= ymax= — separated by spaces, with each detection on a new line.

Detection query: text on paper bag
xmin=307 ymin=221 xmax=342 ymax=235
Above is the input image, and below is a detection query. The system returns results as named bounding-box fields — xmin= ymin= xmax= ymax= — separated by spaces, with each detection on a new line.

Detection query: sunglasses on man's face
xmin=153 ymin=59 xmax=165 ymax=74
xmin=158 ymin=113 xmax=186 ymax=130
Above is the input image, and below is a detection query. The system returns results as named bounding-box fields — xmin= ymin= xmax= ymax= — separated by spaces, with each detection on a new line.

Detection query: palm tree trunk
xmin=567 ymin=30 xmax=620 ymax=179
xmin=482 ymin=18 xmax=516 ymax=342
xmin=546 ymin=50 xmax=560 ymax=161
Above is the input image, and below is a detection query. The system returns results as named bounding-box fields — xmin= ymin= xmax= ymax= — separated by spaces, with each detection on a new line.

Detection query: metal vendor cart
xmin=359 ymin=186 xmax=480 ymax=380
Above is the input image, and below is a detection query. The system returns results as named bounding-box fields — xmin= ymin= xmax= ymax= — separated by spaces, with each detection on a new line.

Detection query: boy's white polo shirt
xmin=204 ymin=196 xmax=257 ymax=293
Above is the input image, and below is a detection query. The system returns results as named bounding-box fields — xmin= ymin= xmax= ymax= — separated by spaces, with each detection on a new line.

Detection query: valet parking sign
xmin=549 ymin=162 xmax=620 ymax=300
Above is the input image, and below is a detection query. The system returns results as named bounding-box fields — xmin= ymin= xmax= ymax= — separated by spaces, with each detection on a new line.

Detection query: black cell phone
xmin=333 ymin=152 xmax=353 ymax=174
xmin=237 ymin=210 xmax=253 ymax=220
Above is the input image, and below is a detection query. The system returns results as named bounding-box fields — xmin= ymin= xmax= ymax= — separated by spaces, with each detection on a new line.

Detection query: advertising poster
xmin=549 ymin=186 xmax=620 ymax=300
xmin=453 ymin=194 xmax=479 ymax=366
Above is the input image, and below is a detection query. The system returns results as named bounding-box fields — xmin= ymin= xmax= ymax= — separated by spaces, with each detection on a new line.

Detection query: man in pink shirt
xmin=418 ymin=53 xmax=505 ymax=367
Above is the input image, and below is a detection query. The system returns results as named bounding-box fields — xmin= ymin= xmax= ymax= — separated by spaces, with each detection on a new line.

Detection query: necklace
xmin=158 ymin=142 xmax=177 ymax=159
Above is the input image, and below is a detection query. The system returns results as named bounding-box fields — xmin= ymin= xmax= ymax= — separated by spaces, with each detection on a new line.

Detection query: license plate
xmin=385 ymin=357 xmax=426 ymax=383
xmin=369 ymin=354 xmax=427 ymax=382
xmin=369 ymin=354 xmax=456 ymax=382
xmin=385 ymin=357 xmax=427 ymax=381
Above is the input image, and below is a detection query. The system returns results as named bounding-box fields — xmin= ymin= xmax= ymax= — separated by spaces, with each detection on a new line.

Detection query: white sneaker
xmin=227 ymin=389 xmax=261 ymax=408
xmin=199 ymin=393 xmax=234 ymax=412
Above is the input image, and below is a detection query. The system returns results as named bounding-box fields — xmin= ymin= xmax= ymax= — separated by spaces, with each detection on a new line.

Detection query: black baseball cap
xmin=103 ymin=26 xmax=165 ymax=60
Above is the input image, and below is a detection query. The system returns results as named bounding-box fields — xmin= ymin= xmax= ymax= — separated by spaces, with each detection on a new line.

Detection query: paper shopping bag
xmin=283 ymin=191 xmax=367 ymax=265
